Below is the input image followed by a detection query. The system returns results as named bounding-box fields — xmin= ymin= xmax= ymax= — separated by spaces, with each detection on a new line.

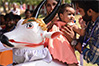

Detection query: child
xmin=47 ymin=3 xmax=86 ymax=66
xmin=57 ymin=4 xmax=85 ymax=37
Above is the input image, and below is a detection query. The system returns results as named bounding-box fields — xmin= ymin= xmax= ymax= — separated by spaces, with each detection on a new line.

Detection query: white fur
xmin=3 ymin=19 xmax=65 ymax=66
xmin=4 ymin=19 xmax=56 ymax=48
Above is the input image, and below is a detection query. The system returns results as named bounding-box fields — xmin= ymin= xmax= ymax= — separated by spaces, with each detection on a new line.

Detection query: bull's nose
xmin=0 ymin=35 xmax=14 ymax=47
xmin=0 ymin=34 xmax=3 ymax=40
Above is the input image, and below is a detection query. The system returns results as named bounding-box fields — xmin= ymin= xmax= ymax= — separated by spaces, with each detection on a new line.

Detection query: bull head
xmin=0 ymin=0 xmax=61 ymax=48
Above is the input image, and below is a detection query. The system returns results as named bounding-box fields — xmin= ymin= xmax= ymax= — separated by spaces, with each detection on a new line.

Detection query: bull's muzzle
xmin=0 ymin=34 xmax=14 ymax=47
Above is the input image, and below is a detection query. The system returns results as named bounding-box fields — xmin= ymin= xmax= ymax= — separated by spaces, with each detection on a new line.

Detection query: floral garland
xmin=22 ymin=17 xmax=47 ymax=31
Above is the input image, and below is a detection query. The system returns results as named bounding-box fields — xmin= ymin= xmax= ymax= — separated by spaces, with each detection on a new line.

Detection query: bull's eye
xmin=26 ymin=23 xmax=34 ymax=29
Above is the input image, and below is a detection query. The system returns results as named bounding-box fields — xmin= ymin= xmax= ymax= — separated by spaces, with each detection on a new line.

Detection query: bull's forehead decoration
xmin=22 ymin=17 xmax=47 ymax=31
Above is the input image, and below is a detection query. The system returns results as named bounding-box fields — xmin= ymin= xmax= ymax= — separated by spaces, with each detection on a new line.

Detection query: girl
xmin=45 ymin=1 xmax=85 ymax=66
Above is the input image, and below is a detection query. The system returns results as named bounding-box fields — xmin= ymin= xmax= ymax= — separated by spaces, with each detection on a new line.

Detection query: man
xmin=11 ymin=3 xmax=20 ymax=15
xmin=61 ymin=0 xmax=99 ymax=65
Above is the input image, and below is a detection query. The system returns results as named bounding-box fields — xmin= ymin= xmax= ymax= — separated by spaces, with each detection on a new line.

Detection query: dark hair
xmin=72 ymin=0 xmax=99 ymax=13
xmin=14 ymin=15 xmax=21 ymax=20
xmin=25 ymin=9 xmax=30 ymax=14
xmin=4 ymin=12 xmax=15 ymax=21
xmin=0 ymin=14 xmax=4 ymax=17
xmin=45 ymin=0 xmax=58 ymax=5
xmin=58 ymin=3 xmax=73 ymax=20
xmin=30 ymin=10 xmax=34 ymax=14
xmin=0 ymin=14 xmax=5 ymax=25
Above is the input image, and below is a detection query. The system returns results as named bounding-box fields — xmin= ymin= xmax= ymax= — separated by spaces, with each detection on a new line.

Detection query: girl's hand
xmin=60 ymin=25 xmax=75 ymax=42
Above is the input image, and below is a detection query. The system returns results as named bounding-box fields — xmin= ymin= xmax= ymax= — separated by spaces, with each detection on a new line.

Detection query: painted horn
xmin=32 ymin=0 xmax=46 ymax=18
xmin=43 ymin=0 xmax=61 ymax=24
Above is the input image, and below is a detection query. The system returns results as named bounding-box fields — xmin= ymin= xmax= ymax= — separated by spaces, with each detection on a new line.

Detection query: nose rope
xmin=9 ymin=39 xmax=44 ymax=47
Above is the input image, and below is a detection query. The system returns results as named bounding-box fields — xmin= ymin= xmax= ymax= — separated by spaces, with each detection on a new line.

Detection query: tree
xmin=65 ymin=0 xmax=71 ymax=3
xmin=0 ymin=0 xmax=7 ymax=13
xmin=0 ymin=0 xmax=71 ymax=14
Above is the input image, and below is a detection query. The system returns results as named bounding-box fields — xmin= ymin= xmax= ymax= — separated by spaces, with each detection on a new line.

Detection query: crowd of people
xmin=0 ymin=0 xmax=99 ymax=66
xmin=0 ymin=3 xmax=33 ymax=66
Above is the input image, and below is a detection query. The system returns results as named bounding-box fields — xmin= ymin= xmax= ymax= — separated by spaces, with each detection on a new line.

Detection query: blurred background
xmin=0 ymin=0 xmax=71 ymax=16
xmin=0 ymin=0 xmax=98 ymax=66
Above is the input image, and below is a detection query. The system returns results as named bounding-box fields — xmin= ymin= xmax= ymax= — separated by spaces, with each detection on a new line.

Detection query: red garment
xmin=0 ymin=25 xmax=6 ymax=29
xmin=47 ymin=21 xmax=78 ymax=64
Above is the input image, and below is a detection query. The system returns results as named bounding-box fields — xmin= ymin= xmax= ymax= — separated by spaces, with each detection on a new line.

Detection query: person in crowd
xmin=11 ymin=3 xmax=20 ymax=15
xmin=45 ymin=0 xmax=59 ymax=31
xmin=14 ymin=15 xmax=21 ymax=25
xmin=0 ymin=13 xmax=16 ymax=66
xmin=24 ymin=9 xmax=32 ymax=19
xmin=45 ymin=0 xmax=79 ymax=66
xmin=20 ymin=3 xmax=26 ymax=10
xmin=0 ymin=14 xmax=6 ymax=30
xmin=30 ymin=10 xmax=34 ymax=16
xmin=61 ymin=0 xmax=99 ymax=65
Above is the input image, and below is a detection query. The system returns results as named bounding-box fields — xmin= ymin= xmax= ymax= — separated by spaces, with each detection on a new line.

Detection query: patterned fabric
xmin=83 ymin=16 xmax=99 ymax=65
xmin=13 ymin=47 xmax=52 ymax=63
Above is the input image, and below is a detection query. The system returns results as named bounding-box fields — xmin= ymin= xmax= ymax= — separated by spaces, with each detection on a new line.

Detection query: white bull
xmin=2 ymin=18 xmax=65 ymax=66
xmin=0 ymin=0 xmax=66 ymax=65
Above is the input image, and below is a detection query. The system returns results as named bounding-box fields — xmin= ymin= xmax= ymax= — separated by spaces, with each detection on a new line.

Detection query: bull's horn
xmin=32 ymin=0 xmax=46 ymax=18
xmin=43 ymin=0 xmax=61 ymax=24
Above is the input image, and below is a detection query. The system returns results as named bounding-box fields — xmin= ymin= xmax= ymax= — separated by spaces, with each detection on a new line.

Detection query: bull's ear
xmin=44 ymin=31 xmax=61 ymax=39
xmin=51 ymin=31 xmax=61 ymax=39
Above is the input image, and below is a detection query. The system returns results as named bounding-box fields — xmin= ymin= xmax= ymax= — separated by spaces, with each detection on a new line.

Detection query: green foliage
xmin=25 ymin=0 xmax=42 ymax=5
xmin=0 ymin=0 xmax=42 ymax=5
xmin=0 ymin=0 xmax=71 ymax=6
xmin=65 ymin=0 xmax=71 ymax=3
xmin=0 ymin=0 xmax=42 ymax=6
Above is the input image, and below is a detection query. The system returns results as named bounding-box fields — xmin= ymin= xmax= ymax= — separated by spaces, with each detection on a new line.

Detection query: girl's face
xmin=60 ymin=7 xmax=75 ymax=23
xmin=25 ymin=11 xmax=31 ymax=18
xmin=45 ymin=0 xmax=57 ymax=15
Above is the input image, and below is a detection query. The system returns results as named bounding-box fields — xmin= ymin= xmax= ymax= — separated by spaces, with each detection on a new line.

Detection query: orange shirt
xmin=0 ymin=50 xmax=13 ymax=66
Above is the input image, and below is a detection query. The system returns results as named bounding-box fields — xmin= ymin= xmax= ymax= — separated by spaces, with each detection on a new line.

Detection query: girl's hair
xmin=4 ymin=12 xmax=15 ymax=21
xmin=25 ymin=9 xmax=30 ymax=14
xmin=72 ymin=0 xmax=99 ymax=13
xmin=14 ymin=15 xmax=21 ymax=20
xmin=45 ymin=0 xmax=58 ymax=5
xmin=58 ymin=3 xmax=73 ymax=21
xmin=0 ymin=14 xmax=4 ymax=17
